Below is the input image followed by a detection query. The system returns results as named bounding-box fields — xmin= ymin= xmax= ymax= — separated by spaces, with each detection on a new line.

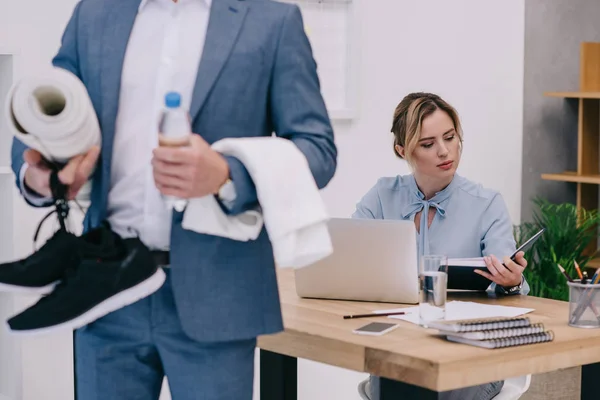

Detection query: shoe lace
xmin=32 ymin=168 xmax=87 ymax=251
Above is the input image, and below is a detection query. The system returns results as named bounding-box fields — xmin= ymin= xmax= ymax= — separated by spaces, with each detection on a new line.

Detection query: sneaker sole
xmin=7 ymin=268 xmax=167 ymax=337
xmin=0 ymin=281 xmax=58 ymax=295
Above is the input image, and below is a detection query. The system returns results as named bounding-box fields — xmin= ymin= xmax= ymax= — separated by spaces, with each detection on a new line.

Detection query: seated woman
xmin=353 ymin=92 xmax=529 ymax=400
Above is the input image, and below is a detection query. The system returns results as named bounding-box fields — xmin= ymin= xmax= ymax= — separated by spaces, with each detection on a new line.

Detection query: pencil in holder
xmin=568 ymin=280 xmax=600 ymax=328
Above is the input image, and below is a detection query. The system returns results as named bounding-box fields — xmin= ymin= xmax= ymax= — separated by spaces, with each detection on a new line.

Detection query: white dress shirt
xmin=23 ymin=0 xmax=212 ymax=250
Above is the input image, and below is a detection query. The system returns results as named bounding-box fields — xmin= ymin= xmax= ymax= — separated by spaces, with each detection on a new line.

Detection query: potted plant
xmin=514 ymin=198 xmax=600 ymax=301
xmin=514 ymin=198 xmax=600 ymax=399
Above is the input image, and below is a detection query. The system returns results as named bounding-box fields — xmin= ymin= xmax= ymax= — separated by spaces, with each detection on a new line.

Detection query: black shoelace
xmin=32 ymin=168 xmax=85 ymax=251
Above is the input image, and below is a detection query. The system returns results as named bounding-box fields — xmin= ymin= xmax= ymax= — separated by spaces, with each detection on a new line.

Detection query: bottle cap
xmin=165 ymin=92 xmax=181 ymax=108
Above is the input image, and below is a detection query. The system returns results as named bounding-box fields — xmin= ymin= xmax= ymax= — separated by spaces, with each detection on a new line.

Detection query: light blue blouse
xmin=352 ymin=174 xmax=530 ymax=294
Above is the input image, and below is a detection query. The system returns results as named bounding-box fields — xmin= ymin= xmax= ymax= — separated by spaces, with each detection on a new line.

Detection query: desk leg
xmin=581 ymin=362 xmax=600 ymax=400
xmin=260 ymin=349 xmax=297 ymax=400
xmin=380 ymin=378 xmax=441 ymax=400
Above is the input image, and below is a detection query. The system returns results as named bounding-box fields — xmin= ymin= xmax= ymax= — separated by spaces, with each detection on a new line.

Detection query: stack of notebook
xmin=428 ymin=317 xmax=554 ymax=349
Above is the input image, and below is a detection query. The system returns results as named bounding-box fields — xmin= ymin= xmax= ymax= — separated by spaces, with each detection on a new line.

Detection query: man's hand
xmin=475 ymin=251 xmax=527 ymax=288
xmin=23 ymin=146 xmax=100 ymax=200
xmin=152 ymin=134 xmax=230 ymax=199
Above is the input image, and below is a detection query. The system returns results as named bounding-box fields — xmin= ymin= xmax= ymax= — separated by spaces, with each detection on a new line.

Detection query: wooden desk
xmin=257 ymin=269 xmax=600 ymax=400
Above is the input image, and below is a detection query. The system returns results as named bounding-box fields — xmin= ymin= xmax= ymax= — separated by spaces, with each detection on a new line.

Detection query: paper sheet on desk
xmin=376 ymin=301 xmax=534 ymax=325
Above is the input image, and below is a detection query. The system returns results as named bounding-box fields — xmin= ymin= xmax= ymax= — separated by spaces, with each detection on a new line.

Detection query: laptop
xmin=295 ymin=218 xmax=419 ymax=304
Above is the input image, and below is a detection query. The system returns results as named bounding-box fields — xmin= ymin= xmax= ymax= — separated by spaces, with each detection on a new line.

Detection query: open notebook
xmin=430 ymin=317 xmax=554 ymax=349
xmin=446 ymin=257 xmax=491 ymax=291
xmin=448 ymin=258 xmax=486 ymax=267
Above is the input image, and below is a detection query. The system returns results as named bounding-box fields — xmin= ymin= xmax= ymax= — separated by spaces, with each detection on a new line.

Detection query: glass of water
xmin=419 ymin=255 xmax=448 ymax=327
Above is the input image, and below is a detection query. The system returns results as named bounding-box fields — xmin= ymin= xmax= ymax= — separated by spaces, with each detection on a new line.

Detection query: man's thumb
xmin=58 ymin=155 xmax=84 ymax=185
xmin=190 ymin=133 xmax=207 ymax=149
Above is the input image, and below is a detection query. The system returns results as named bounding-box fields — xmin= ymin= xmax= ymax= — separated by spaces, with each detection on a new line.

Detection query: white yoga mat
xmin=5 ymin=67 xmax=100 ymax=199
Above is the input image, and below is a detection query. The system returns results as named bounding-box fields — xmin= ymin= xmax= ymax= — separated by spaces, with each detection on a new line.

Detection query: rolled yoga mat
xmin=5 ymin=67 xmax=101 ymax=200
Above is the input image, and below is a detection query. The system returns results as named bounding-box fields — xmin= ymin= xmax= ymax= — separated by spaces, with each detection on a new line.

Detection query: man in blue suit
xmin=11 ymin=0 xmax=337 ymax=398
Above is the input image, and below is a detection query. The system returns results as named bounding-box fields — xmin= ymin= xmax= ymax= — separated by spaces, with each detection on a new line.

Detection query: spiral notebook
xmin=444 ymin=323 xmax=546 ymax=340
xmin=432 ymin=317 xmax=554 ymax=349
xmin=428 ymin=316 xmax=533 ymax=333
xmin=447 ymin=331 xmax=554 ymax=349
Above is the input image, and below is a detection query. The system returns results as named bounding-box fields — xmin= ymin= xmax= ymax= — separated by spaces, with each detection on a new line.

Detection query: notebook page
xmin=447 ymin=258 xmax=486 ymax=267
xmin=375 ymin=301 xmax=534 ymax=325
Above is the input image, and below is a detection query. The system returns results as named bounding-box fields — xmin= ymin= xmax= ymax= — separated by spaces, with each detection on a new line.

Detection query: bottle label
xmin=158 ymin=134 xmax=191 ymax=147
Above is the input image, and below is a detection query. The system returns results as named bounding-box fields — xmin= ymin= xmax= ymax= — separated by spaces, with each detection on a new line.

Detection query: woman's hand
xmin=475 ymin=251 xmax=527 ymax=288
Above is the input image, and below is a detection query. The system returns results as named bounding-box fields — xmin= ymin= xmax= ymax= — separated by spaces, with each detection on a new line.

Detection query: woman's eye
xmin=444 ymin=134 xmax=455 ymax=141
xmin=421 ymin=143 xmax=433 ymax=149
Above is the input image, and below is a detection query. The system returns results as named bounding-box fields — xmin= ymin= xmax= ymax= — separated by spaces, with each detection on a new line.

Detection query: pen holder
xmin=568 ymin=280 xmax=600 ymax=328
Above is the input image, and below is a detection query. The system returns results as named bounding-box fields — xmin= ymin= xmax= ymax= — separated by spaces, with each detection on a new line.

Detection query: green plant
xmin=514 ymin=198 xmax=600 ymax=301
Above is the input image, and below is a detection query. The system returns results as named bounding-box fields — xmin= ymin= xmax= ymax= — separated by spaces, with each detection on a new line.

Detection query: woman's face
xmin=397 ymin=109 xmax=461 ymax=180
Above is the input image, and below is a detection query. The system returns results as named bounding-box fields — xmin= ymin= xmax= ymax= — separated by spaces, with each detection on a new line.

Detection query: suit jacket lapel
xmin=189 ymin=0 xmax=249 ymax=122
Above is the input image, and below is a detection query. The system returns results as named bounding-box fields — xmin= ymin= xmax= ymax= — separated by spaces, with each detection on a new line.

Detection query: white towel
xmin=182 ymin=137 xmax=333 ymax=269
xmin=5 ymin=67 xmax=100 ymax=199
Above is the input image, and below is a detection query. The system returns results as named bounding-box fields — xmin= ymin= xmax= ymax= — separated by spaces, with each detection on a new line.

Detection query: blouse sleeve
xmin=352 ymin=181 xmax=383 ymax=219
xmin=481 ymin=193 xmax=530 ymax=295
xmin=481 ymin=193 xmax=516 ymax=258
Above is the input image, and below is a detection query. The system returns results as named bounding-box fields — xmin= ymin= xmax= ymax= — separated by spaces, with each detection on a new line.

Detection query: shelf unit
xmin=1 ymin=50 xmax=81 ymax=400
xmin=544 ymin=92 xmax=600 ymax=99
xmin=0 ymin=53 xmax=21 ymax=400
xmin=0 ymin=52 xmax=21 ymax=400
xmin=541 ymin=172 xmax=600 ymax=185
xmin=542 ymin=42 xmax=600 ymax=269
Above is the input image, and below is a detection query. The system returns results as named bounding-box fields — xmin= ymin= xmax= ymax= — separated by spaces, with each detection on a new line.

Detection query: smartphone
xmin=352 ymin=322 xmax=399 ymax=336
xmin=510 ymin=227 xmax=545 ymax=261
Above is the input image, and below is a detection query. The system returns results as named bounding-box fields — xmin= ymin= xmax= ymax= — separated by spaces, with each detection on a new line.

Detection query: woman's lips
xmin=438 ymin=161 xmax=453 ymax=170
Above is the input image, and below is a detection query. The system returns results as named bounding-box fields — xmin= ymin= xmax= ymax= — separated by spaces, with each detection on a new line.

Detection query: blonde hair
xmin=391 ymin=92 xmax=463 ymax=165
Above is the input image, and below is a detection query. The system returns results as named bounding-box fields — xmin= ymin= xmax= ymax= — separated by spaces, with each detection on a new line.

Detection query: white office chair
xmin=357 ymin=379 xmax=370 ymax=400
xmin=357 ymin=375 xmax=531 ymax=400
xmin=492 ymin=375 xmax=532 ymax=400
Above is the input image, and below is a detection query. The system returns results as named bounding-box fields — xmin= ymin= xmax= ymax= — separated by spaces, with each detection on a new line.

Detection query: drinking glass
xmin=419 ymin=255 xmax=448 ymax=327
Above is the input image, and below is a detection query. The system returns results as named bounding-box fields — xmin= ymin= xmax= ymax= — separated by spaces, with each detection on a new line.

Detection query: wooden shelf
xmin=544 ymin=91 xmax=600 ymax=99
xmin=541 ymin=171 xmax=600 ymax=184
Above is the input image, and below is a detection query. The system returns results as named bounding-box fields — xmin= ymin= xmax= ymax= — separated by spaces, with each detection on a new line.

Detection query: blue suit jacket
xmin=11 ymin=0 xmax=337 ymax=342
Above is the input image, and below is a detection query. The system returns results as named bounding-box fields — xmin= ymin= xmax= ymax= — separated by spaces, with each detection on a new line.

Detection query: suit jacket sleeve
xmin=223 ymin=4 xmax=338 ymax=215
xmin=11 ymin=1 xmax=83 ymax=206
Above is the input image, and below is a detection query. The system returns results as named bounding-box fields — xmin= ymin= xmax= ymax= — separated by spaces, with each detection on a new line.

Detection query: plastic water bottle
xmin=158 ymin=92 xmax=191 ymax=212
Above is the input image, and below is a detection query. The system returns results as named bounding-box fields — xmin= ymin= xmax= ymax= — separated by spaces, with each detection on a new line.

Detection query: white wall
xmin=323 ymin=0 xmax=525 ymax=222
xmin=0 ymin=0 xmax=524 ymax=399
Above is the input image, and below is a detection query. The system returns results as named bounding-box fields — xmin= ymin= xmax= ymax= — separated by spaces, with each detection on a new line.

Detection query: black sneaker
xmin=6 ymin=236 xmax=166 ymax=336
xmin=0 ymin=223 xmax=119 ymax=295
xmin=0 ymin=170 xmax=75 ymax=294
xmin=0 ymin=229 xmax=78 ymax=294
